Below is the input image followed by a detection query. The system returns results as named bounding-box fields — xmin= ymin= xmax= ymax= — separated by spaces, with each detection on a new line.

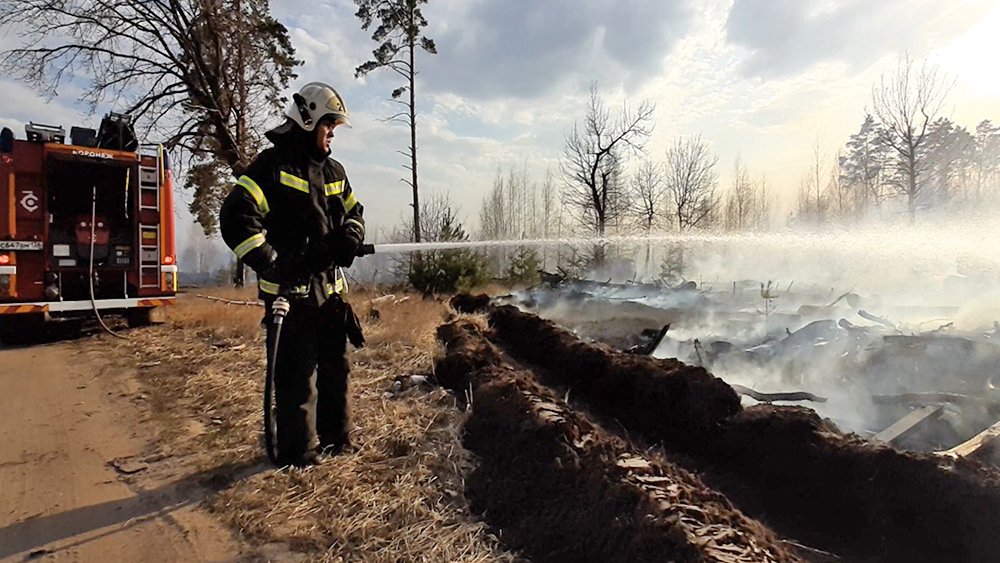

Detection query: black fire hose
xmin=263 ymin=243 xmax=376 ymax=465
xmin=263 ymin=296 xmax=290 ymax=465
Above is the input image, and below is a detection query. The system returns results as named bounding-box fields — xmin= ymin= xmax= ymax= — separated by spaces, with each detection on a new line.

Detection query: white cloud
xmin=421 ymin=0 xmax=693 ymax=99
xmin=0 ymin=0 xmax=997 ymax=242
xmin=725 ymin=0 xmax=995 ymax=78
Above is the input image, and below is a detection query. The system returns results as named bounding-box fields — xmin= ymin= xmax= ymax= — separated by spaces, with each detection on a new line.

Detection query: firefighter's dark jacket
xmin=219 ymin=132 xmax=365 ymax=306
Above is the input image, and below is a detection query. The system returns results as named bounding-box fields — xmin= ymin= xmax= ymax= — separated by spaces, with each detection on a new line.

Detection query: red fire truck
xmin=0 ymin=114 xmax=176 ymax=337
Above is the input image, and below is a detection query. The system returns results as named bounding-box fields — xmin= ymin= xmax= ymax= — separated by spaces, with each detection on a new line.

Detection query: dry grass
xmin=100 ymin=286 xmax=523 ymax=563
xmin=169 ymin=286 xmax=267 ymax=342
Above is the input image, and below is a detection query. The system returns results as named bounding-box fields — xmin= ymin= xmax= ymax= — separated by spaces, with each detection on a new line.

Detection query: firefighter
xmin=220 ymin=82 xmax=366 ymax=467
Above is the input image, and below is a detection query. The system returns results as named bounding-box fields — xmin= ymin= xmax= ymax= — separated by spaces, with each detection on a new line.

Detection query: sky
xmin=1 ymin=0 xmax=999 ymax=265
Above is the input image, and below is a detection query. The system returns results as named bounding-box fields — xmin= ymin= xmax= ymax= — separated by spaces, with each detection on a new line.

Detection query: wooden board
xmin=873 ymin=405 xmax=944 ymax=445
xmin=940 ymin=419 xmax=1000 ymax=459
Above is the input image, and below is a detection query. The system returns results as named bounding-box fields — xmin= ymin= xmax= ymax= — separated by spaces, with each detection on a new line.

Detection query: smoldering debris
xmin=449 ymin=297 xmax=1000 ymax=562
xmin=496 ymin=278 xmax=1000 ymax=452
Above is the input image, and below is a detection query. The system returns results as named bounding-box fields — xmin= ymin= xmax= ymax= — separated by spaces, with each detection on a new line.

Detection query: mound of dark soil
xmin=486 ymin=304 xmax=741 ymax=448
xmin=706 ymin=405 xmax=1000 ymax=560
xmin=453 ymin=296 xmax=1000 ymax=562
xmin=435 ymin=320 xmax=800 ymax=563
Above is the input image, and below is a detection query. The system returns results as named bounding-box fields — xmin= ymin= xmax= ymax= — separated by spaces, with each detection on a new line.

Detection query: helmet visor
xmin=319 ymin=112 xmax=352 ymax=129
xmin=324 ymin=94 xmax=351 ymax=128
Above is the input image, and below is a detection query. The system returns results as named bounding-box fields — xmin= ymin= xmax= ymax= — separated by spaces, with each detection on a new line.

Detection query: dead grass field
xmin=103 ymin=286 xmax=522 ymax=563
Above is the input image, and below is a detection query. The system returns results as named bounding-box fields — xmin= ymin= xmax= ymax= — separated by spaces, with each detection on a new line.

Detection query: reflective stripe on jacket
xmin=219 ymin=141 xmax=365 ymax=306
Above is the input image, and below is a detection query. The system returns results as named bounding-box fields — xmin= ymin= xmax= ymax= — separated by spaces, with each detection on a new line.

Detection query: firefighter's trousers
xmin=264 ymin=296 xmax=350 ymax=461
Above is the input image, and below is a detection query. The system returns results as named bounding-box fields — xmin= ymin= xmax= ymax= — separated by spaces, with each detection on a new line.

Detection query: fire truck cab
xmin=0 ymin=114 xmax=176 ymax=337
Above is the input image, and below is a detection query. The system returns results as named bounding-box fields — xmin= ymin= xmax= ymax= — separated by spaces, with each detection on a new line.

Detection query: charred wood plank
xmin=872 ymin=405 xmax=945 ymax=445
xmin=639 ymin=324 xmax=670 ymax=356
xmin=940 ymin=419 xmax=1000 ymax=461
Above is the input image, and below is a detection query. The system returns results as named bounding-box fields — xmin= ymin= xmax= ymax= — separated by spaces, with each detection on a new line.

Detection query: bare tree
xmin=794 ymin=176 xmax=823 ymax=226
xmin=540 ymin=166 xmax=559 ymax=240
xmin=871 ymin=54 xmax=952 ymax=221
xmin=562 ymin=86 xmax=654 ymax=237
xmin=507 ymin=164 xmax=535 ymax=239
xmin=630 ymin=159 xmax=665 ymax=233
xmin=725 ymin=157 xmax=756 ymax=231
xmin=664 ymin=135 xmax=719 ymax=231
xmin=355 ymin=0 xmax=437 ymax=243
xmin=811 ymin=141 xmax=826 ymax=219
xmin=539 ymin=166 xmax=559 ymax=270
xmin=754 ymin=175 xmax=772 ymax=230
xmin=0 ymin=0 xmax=299 ymax=235
xmin=478 ymin=163 xmax=538 ymax=241
xmin=395 ymin=193 xmax=453 ymax=243
xmin=826 ymin=152 xmax=850 ymax=219
xmin=478 ymin=172 xmax=507 ymax=241
xmin=627 ymin=158 xmax=664 ymax=270
xmin=794 ymin=145 xmax=831 ymax=225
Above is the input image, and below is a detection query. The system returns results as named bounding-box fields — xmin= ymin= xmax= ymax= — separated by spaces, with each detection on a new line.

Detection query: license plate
xmin=0 ymin=240 xmax=43 ymax=251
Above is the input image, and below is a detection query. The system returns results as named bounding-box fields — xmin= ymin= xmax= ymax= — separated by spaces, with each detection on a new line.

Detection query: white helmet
xmin=286 ymin=82 xmax=351 ymax=131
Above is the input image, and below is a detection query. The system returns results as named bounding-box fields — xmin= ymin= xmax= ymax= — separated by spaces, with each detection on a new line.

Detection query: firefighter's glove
xmin=261 ymin=249 xmax=305 ymax=285
xmin=343 ymin=302 xmax=365 ymax=348
xmin=301 ymin=237 xmax=336 ymax=274
xmin=330 ymin=226 xmax=362 ymax=269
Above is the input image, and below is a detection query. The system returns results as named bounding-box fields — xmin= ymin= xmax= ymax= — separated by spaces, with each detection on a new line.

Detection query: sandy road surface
xmin=0 ymin=339 xmax=244 ymax=563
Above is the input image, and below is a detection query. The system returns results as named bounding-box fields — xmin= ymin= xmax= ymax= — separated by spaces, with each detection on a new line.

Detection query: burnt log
xmin=858 ymin=309 xmax=895 ymax=329
xmin=730 ymin=384 xmax=828 ymax=403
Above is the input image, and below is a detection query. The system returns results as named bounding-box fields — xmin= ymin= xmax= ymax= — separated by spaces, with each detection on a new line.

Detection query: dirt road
xmin=0 ymin=338 xmax=244 ymax=563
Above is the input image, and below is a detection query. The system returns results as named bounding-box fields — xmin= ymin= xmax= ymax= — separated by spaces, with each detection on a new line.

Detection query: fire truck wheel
xmin=0 ymin=313 xmax=45 ymax=344
xmin=126 ymin=307 xmax=152 ymax=328
xmin=125 ymin=307 xmax=166 ymax=328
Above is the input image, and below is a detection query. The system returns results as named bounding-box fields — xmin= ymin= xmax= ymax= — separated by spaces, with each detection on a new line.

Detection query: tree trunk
xmin=644 ymin=238 xmax=651 ymax=273
xmin=907 ymin=153 xmax=918 ymax=223
xmin=409 ymin=30 xmax=421 ymax=243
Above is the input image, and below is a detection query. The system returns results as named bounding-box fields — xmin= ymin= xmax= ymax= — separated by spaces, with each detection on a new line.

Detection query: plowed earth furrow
xmin=434 ymin=320 xmax=802 ymax=563
xmin=453 ymin=298 xmax=1000 ymax=562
